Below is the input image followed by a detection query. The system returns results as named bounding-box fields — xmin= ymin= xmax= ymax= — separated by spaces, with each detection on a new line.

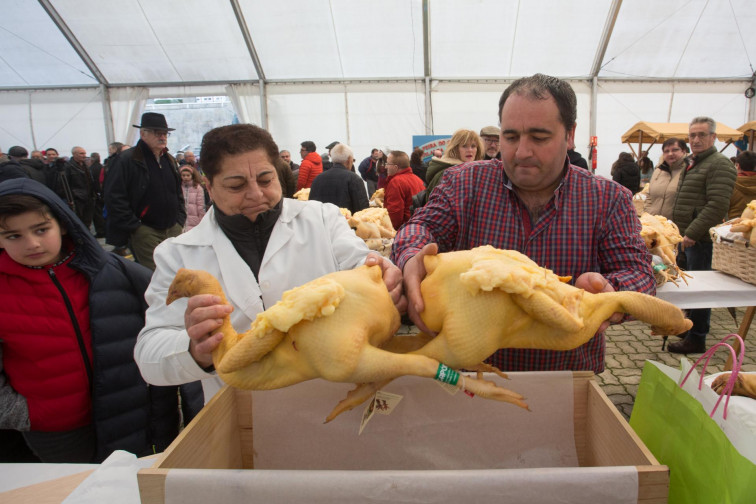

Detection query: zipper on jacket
xmin=48 ymin=268 xmax=94 ymax=391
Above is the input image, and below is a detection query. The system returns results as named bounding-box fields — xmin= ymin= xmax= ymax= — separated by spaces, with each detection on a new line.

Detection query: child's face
xmin=0 ymin=211 xmax=65 ymax=267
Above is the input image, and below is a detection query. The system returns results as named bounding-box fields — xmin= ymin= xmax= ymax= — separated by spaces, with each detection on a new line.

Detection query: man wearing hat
xmin=479 ymin=126 xmax=501 ymax=160
xmin=104 ymin=112 xmax=185 ymax=270
xmin=0 ymin=146 xmax=32 ymax=184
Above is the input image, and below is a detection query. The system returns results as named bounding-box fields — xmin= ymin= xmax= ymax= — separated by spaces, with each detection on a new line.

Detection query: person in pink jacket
xmin=180 ymin=166 xmax=206 ymax=232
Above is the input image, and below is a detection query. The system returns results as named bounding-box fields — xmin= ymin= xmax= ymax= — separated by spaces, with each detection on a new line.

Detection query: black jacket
xmin=308 ymin=163 xmax=370 ymax=213
xmin=0 ymin=160 xmax=30 ymax=184
xmin=612 ymin=161 xmax=641 ymax=194
xmin=61 ymin=159 xmax=95 ymax=206
xmin=568 ymin=149 xmax=589 ymax=171
xmin=0 ymin=178 xmax=202 ymax=462
xmin=18 ymin=158 xmax=51 ymax=187
xmin=104 ymin=141 xmax=186 ymax=247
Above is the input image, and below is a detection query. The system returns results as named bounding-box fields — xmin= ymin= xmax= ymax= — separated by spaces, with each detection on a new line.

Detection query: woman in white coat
xmin=134 ymin=124 xmax=405 ymax=401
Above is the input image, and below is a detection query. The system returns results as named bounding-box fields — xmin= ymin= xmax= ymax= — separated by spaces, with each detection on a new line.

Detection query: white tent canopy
xmin=1 ymin=0 xmax=755 ymax=176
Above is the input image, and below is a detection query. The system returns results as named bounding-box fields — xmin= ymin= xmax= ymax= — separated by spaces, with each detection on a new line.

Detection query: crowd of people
xmin=0 ymin=72 xmax=752 ymax=465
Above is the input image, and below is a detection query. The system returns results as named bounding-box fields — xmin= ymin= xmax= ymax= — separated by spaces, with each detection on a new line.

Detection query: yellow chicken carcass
xmin=711 ymin=372 xmax=756 ymax=399
xmin=166 ymin=265 xmax=525 ymax=419
xmin=339 ymin=208 xmax=352 ymax=220
xmin=327 ymin=246 xmax=693 ymax=421
xmin=292 ymin=188 xmax=310 ymax=201
xmin=369 ymin=188 xmax=385 ymax=208
xmin=639 ymin=213 xmax=690 ymax=286
xmin=730 ymin=200 xmax=756 ymax=247
xmin=348 ymin=207 xmax=396 ymax=240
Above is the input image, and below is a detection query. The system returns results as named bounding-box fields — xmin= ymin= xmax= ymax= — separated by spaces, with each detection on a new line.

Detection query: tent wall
xmin=0 ymin=88 xmax=107 ymax=155
xmin=0 ymin=80 xmax=751 ymax=178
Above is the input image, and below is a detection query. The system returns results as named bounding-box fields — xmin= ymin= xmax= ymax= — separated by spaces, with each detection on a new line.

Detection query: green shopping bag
xmin=630 ymin=335 xmax=756 ymax=504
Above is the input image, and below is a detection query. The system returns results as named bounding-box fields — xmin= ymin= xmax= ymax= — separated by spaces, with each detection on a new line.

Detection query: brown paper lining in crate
xmin=710 ymin=221 xmax=756 ymax=285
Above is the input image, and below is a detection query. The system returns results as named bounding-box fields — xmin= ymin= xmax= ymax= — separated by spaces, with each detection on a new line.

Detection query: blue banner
xmin=412 ymin=135 xmax=452 ymax=163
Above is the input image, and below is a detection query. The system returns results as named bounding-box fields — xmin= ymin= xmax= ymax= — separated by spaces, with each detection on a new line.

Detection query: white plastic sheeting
xmin=1 ymin=0 xmax=755 ymax=177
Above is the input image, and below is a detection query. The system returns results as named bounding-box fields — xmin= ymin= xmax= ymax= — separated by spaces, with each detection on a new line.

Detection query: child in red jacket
xmin=0 ymin=178 xmax=202 ymax=463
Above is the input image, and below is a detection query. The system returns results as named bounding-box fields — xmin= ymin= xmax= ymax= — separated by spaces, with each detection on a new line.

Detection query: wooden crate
xmin=138 ymin=372 xmax=667 ymax=503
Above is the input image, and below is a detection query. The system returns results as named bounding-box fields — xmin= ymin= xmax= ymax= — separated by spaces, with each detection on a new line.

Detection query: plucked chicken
xmin=167 ymin=246 xmax=692 ymax=423
xmin=639 ymin=212 xmax=690 ymax=286
xmin=327 ymin=246 xmax=692 ymax=420
xmin=167 ymin=265 xmax=522 ymax=417
xmin=730 ymin=200 xmax=756 ymax=247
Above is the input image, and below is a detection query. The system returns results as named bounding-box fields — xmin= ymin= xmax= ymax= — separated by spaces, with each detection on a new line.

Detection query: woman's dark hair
xmin=199 ymin=124 xmax=279 ymax=181
xmin=611 ymin=152 xmax=635 ymax=176
xmin=0 ymin=194 xmax=56 ymax=229
xmin=736 ymin=150 xmax=756 ymax=172
xmin=618 ymin=152 xmax=635 ymax=163
xmin=661 ymin=137 xmax=688 ymax=153
xmin=410 ymin=147 xmax=424 ymax=167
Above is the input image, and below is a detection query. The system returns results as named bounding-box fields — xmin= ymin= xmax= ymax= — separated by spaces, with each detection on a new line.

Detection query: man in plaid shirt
xmin=391 ymin=74 xmax=654 ymax=374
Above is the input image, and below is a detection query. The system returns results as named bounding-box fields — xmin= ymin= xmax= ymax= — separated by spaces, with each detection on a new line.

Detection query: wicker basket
xmin=710 ymin=222 xmax=756 ymax=285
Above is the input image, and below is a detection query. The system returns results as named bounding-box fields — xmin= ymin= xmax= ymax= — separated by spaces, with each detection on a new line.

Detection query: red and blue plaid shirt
xmin=391 ymin=159 xmax=655 ymax=373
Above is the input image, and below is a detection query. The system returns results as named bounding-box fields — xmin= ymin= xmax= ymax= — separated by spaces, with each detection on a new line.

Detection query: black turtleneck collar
xmin=214 ymin=199 xmax=283 ymax=278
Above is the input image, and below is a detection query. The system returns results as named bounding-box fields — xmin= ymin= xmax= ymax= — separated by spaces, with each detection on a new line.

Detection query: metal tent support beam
xmin=423 ymin=0 xmax=433 ymax=134
xmin=100 ymin=84 xmax=115 ymax=146
xmin=37 ymin=0 xmax=107 ymax=86
xmin=588 ymin=0 xmax=622 ymax=151
xmin=229 ymin=0 xmax=268 ymax=128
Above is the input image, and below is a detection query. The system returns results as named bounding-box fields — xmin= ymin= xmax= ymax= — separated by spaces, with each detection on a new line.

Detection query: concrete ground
xmin=397 ymin=306 xmax=755 ymax=421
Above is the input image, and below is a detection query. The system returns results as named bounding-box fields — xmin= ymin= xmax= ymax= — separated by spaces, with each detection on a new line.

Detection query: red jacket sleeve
xmin=297 ymin=159 xmax=312 ymax=191
xmin=384 ymin=181 xmax=404 ymax=230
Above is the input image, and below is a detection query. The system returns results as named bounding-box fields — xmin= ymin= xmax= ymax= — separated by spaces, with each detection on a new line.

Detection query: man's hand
xmin=681 ymin=236 xmax=696 ymax=250
xmin=574 ymin=272 xmax=622 ymax=333
xmin=183 ymin=294 xmax=233 ymax=369
xmin=365 ymin=253 xmax=407 ymax=314
xmin=402 ymin=243 xmax=439 ymax=334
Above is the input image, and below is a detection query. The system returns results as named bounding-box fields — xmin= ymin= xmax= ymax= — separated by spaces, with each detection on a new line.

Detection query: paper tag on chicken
xmin=436 ymin=381 xmax=460 ymax=395
xmin=358 ymin=391 xmax=403 ymax=435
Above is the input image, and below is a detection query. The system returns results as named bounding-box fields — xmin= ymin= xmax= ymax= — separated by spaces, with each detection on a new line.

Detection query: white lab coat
xmin=134 ymin=198 xmax=371 ymax=401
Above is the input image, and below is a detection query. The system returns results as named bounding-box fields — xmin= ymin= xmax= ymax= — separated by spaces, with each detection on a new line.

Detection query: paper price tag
xmin=435 ymin=380 xmax=460 ymax=395
xmin=358 ymin=390 xmax=403 ymax=435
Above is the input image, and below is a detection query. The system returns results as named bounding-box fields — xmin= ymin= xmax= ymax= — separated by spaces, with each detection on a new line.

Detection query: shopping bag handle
xmin=680 ymin=333 xmax=744 ymax=420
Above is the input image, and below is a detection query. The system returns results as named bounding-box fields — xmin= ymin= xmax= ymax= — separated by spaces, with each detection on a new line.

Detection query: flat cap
xmin=479 ymin=126 xmax=499 ymax=137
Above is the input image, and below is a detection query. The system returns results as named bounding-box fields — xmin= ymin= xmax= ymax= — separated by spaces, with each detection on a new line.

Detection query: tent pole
xmin=344 ymin=85 xmax=351 ymax=145
xmin=101 ymin=84 xmax=114 ymax=145
xmin=423 ymin=0 xmax=432 ymax=134
xmin=425 ymin=77 xmax=432 ymax=135
xmin=28 ymin=92 xmax=37 ymax=151
xmin=259 ymin=79 xmax=268 ymax=129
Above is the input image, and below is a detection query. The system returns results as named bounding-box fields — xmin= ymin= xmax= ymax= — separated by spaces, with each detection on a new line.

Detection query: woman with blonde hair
xmin=425 ymin=129 xmax=484 ymax=195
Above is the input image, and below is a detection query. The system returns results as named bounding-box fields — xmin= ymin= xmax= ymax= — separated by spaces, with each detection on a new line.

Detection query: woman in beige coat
xmin=643 ymin=138 xmax=688 ymax=219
